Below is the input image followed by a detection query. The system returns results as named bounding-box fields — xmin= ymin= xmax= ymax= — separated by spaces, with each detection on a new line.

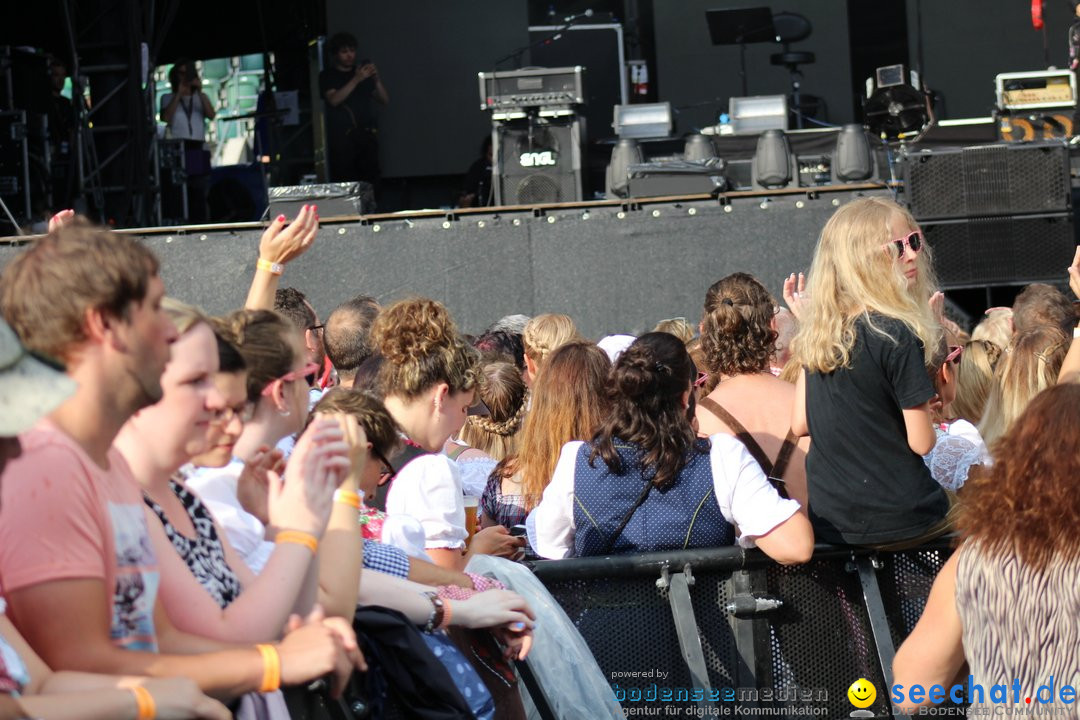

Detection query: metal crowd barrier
xmin=529 ymin=539 xmax=956 ymax=718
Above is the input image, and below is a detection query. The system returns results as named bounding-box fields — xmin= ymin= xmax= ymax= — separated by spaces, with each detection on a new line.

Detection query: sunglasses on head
xmin=882 ymin=230 xmax=924 ymax=260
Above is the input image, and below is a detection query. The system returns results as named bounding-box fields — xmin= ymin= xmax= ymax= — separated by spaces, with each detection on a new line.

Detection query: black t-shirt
xmin=318 ymin=66 xmax=377 ymax=132
xmin=804 ymin=313 xmax=947 ymax=545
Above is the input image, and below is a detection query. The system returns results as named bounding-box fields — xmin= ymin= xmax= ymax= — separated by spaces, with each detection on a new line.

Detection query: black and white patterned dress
xmin=144 ymin=479 xmax=243 ymax=609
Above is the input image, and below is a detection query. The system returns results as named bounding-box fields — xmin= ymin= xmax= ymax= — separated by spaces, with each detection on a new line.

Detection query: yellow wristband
xmin=276 ymin=529 xmax=319 ymax=554
xmin=131 ymin=685 xmax=156 ymax=720
xmin=333 ymin=489 xmax=363 ymax=509
xmin=256 ymin=643 xmax=281 ymax=693
xmin=256 ymin=258 xmax=284 ymax=276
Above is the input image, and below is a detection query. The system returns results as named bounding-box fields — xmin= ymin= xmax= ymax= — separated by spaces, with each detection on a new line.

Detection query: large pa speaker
xmin=494 ymin=118 xmax=583 ymax=206
xmin=923 ymin=214 xmax=1075 ymax=289
xmin=902 ymin=141 xmax=1070 ymax=221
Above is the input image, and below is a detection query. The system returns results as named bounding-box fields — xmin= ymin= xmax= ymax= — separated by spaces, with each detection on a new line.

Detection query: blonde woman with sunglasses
xmin=790 ymin=197 xmax=949 ymax=549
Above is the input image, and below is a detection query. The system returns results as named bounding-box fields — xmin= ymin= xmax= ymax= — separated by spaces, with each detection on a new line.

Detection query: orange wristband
xmin=131 ymin=685 xmax=156 ymax=720
xmin=440 ymin=598 xmax=453 ymax=629
xmin=256 ymin=643 xmax=281 ymax=693
xmin=333 ymin=489 xmax=363 ymax=509
xmin=276 ymin=530 xmax=318 ymax=554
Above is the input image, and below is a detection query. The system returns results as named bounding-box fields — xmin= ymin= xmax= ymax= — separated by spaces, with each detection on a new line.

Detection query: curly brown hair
xmin=701 ymin=272 xmax=777 ymax=376
xmin=956 ymin=383 xmax=1080 ymax=570
xmin=370 ymin=297 xmax=478 ymax=400
xmin=311 ymin=387 xmax=403 ymax=462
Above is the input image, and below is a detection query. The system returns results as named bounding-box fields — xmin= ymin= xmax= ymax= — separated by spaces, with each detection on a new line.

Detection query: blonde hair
xmin=978 ymin=327 xmax=1068 ymax=446
xmin=972 ymin=308 xmax=1013 ymax=351
xmin=791 ymin=197 xmax=942 ymax=373
xmin=457 ymin=360 xmax=529 ymax=461
xmin=951 ymin=339 xmax=1002 ymax=425
xmin=371 ymin=297 xmax=478 ymax=400
xmin=652 ymin=317 xmax=695 ymax=344
xmin=162 ymin=297 xmax=209 ymax=336
xmin=522 ymin=313 xmax=582 ymax=365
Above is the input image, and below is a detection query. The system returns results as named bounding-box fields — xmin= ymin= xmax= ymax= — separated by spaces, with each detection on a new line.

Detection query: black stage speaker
xmin=494 ymin=118 xmax=583 ymax=205
xmin=924 ymin=214 xmax=1075 ymax=289
xmin=902 ymin=142 xmax=1070 ymax=221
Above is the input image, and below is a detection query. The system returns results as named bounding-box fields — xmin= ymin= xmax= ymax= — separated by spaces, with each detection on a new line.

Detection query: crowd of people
xmin=0 ymin=195 xmax=1076 ymax=717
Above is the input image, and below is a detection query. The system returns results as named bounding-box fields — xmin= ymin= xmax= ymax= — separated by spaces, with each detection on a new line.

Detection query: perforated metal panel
xmin=903 ymin=142 xmax=1070 ymax=220
xmin=762 ymin=557 xmax=891 ymax=718
xmin=924 ymin=214 xmax=1076 ymax=288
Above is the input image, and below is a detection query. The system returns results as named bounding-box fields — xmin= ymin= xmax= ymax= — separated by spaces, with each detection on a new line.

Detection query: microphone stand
xmin=493 ymin=10 xmax=593 ymax=69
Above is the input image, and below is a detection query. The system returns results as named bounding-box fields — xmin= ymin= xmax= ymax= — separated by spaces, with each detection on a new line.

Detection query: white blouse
xmin=531 ymin=434 xmax=802 ymax=559
xmin=385 ymin=453 xmax=468 ymax=550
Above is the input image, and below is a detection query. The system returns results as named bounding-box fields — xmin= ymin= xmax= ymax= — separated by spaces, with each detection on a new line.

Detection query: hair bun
xmin=614 ymin=352 xmax=661 ymax=399
xmin=372 ymin=298 xmax=457 ymax=365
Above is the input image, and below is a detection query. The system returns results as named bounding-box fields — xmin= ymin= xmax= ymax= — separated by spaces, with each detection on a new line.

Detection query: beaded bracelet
xmin=422 ymin=591 xmax=445 ymax=633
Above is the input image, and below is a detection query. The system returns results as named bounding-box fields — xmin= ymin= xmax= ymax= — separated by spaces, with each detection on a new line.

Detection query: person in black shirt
xmin=458 ymin=136 xmax=493 ymax=208
xmin=789 ymin=197 xmax=950 ymax=548
xmin=319 ymin=33 xmax=389 ymax=189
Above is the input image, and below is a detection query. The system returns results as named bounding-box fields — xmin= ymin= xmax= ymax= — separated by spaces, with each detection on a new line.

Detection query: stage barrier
xmin=529 ymin=540 xmax=956 ymax=718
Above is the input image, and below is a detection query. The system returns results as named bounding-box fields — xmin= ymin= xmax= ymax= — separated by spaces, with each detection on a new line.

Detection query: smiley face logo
xmin=847 ymin=678 xmax=877 ymax=709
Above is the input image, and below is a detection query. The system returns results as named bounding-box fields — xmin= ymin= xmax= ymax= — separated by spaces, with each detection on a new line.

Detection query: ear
xmin=432 ymin=382 xmax=450 ymax=413
xmin=268 ymin=379 xmax=287 ymax=411
xmin=85 ymin=306 xmax=127 ymax=351
xmin=523 ymin=354 xmax=538 ymax=381
xmin=304 ymin=328 xmax=319 ymax=353
xmin=941 ymin=360 xmax=955 ymax=386
xmin=681 ymin=389 xmax=691 ymax=410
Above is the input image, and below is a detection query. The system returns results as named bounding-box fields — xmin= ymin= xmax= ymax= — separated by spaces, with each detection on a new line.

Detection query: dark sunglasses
xmin=693 ymin=371 xmax=710 ymax=388
xmin=882 ymin=230 xmax=924 ymax=260
xmin=945 ymin=345 xmax=963 ymax=365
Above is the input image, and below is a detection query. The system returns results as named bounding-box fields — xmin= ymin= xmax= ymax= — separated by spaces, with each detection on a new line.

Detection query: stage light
xmin=863 ymin=64 xmax=932 ymax=141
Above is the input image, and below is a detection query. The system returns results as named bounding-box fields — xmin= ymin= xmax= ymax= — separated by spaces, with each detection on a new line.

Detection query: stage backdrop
xmin=325 ymin=0 xmax=529 ymax=180
xmin=0 ymin=190 xmax=892 ymax=338
xmin=652 ymin=0 xmax=856 ymax=132
xmin=905 ymin=0 xmax=1076 ymax=121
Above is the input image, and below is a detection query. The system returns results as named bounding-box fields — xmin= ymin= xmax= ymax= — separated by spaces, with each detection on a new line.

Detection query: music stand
xmin=706 ymin=7 xmax=777 ymax=97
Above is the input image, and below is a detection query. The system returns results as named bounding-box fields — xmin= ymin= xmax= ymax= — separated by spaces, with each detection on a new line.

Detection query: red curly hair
xmin=955 ymin=383 xmax=1080 ymax=570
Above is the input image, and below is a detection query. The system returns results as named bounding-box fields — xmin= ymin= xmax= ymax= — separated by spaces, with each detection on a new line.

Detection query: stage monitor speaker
xmin=923 ymin=214 xmax=1075 ymax=289
xmin=903 ymin=141 xmax=1070 ymax=221
xmin=494 ymin=118 xmax=583 ymax=205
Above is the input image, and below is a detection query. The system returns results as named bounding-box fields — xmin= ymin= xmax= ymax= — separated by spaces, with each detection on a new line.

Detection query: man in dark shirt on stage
xmin=319 ymin=32 xmax=389 ymax=190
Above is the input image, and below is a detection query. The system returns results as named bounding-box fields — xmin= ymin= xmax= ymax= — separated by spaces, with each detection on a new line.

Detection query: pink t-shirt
xmin=0 ymin=420 xmax=159 ymax=651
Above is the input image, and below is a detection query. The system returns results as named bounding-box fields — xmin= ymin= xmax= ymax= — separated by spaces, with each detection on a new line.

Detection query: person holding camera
xmin=319 ymin=32 xmax=389 ymax=192
xmin=160 ymin=60 xmax=216 ymax=223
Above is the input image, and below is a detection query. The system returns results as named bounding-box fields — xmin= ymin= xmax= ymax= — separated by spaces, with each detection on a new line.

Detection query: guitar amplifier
xmin=478 ymin=66 xmax=585 ymax=113
xmin=995 ymin=70 xmax=1076 ymax=110
xmin=493 ymin=117 xmax=583 ymax=205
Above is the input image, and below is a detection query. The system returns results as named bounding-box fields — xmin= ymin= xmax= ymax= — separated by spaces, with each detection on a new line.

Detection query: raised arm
xmin=244 ymin=205 xmax=319 ymax=310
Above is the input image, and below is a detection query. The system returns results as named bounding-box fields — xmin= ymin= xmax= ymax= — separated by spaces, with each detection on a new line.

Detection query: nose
xmin=902 ymin=244 xmax=918 ymax=262
xmin=225 ymin=412 xmax=244 ymax=437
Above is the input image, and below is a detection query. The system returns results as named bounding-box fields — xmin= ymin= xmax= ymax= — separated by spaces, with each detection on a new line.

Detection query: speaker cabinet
xmin=494 ymin=118 xmax=583 ymax=205
xmin=902 ymin=142 xmax=1070 ymax=221
xmin=924 ymin=214 xmax=1075 ymax=289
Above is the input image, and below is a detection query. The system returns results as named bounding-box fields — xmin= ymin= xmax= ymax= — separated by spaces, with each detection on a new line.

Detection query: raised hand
xmin=237 ymin=445 xmax=284 ymax=525
xmin=258 ymin=204 xmax=319 ymax=266
xmin=1068 ymin=245 xmax=1080 ymax=300
xmin=782 ymin=272 xmax=807 ymax=321
xmin=48 ymin=209 xmax=75 ymax=233
xmin=267 ymin=418 xmax=351 ymax=536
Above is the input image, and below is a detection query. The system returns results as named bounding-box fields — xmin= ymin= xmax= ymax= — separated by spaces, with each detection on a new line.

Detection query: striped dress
xmin=955 ymin=542 xmax=1080 ymax=717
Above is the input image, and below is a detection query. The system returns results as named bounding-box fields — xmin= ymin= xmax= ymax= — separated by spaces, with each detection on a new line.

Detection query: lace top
xmin=144 ymin=479 xmax=242 ymax=609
